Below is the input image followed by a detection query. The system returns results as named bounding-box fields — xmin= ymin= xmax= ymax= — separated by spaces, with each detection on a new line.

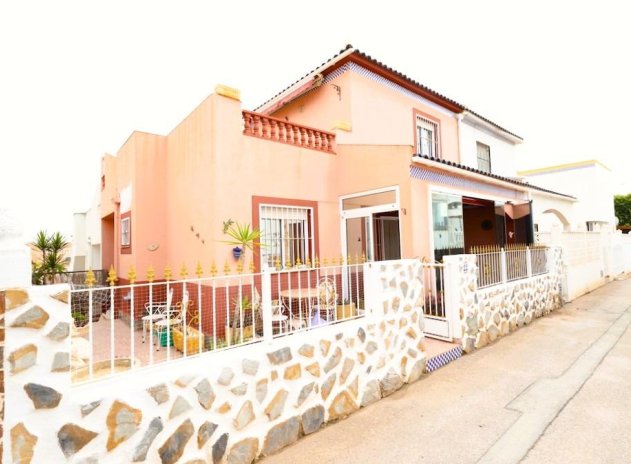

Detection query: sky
xmin=1 ymin=0 xmax=630 ymax=241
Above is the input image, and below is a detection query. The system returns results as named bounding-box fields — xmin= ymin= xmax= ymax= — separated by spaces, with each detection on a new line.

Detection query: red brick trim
xmin=251 ymin=196 xmax=320 ymax=272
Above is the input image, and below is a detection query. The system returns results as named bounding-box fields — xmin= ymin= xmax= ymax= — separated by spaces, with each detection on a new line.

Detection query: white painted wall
xmin=529 ymin=192 xmax=575 ymax=232
xmin=0 ymin=208 xmax=31 ymax=288
xmin=458 ymin=116 xmax=519 ymax=177
xmin=71 ymin=189 xmax=102 ymax=271
xmin=522 ymin=162 xmax=616 ymax=231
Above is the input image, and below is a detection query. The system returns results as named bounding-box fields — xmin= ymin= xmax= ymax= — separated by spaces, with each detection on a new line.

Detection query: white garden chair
xmin=141 ymin=287 xmax=173 ymax=343
xmin=153 ymin=289 xmax=185 ymax=351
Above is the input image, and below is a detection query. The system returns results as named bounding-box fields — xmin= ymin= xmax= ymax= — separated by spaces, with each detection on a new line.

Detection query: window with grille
xmin=121 ymin=217 xmax=131 ymax=247
xmin=416 ymin=116 xmax=439 ymax=158
xmin=476 ymin=142 xmax=491 ymax=173
xmin=259 ymin=205 xmax=314 ymax=269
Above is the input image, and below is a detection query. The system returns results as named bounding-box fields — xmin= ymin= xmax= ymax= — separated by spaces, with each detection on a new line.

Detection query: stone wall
xmin=446 ymin=248 xmax=564 ymax=353
xmin=3 ymin=260 xmax=428 ymax=463
xmin=1 ymin=290 xmax=5 ymax=464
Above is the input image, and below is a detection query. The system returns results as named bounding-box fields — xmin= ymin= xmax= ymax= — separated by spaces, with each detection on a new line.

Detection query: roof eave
xmin=461 ymin=111 xmax=523 ymax=144
xmin=256 ymin=46 xmax=357 ymax=114
xmin=411 ymin=155 xmax=576 ymax=201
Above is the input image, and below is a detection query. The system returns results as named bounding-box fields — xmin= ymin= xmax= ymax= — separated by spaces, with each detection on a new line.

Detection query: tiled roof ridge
xmin=253 ymin=44 xmax=354 ymax=112
xmin=254 ymin=44 xmax=522 ymax=140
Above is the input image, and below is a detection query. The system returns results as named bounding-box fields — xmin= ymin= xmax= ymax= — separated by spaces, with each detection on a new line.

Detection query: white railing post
xmin=88 ymin=288 xmax=94 ymax=380
xmin=362 ymin=262 xmax=379 ymax=324
xmin=261 ymin=268 xmax=273 ymax=343
xmin=442 ymin=257 xmax=460 ymax=340
xmin=500 ymin=248 xmax=508 ymax=284
xmin=130 ymin=284 xmax=135 ymax=368
xmin=526 ymin=246 xmax=532 ymax=278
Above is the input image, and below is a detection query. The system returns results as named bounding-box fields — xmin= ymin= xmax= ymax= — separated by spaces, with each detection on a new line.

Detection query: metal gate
xmin=421 ymin=262 xmax=452 ymax=341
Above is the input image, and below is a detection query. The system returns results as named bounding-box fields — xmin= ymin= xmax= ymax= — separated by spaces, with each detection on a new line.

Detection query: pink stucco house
xmin=98 ymin=45 xmax=572 ymax=286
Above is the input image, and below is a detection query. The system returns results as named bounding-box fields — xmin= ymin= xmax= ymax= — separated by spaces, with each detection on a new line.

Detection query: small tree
xmin=31 ymin=230 xmax=69 ymax=284
xmin=614 ymin=194 xmax=631 ymax=227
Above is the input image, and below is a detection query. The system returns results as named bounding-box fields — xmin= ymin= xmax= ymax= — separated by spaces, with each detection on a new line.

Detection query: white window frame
xmin=476 ymin=141 xmax=492 ymax=173
xmin=416 ymin=116 xmax=440 ymax=158
xmin=339 ymin=186 xmax=401 ymax=263
xmin=121 ymin=217 xmax=131 ymax=247
xmin=259 ymin=204 xmax=315 ymax=270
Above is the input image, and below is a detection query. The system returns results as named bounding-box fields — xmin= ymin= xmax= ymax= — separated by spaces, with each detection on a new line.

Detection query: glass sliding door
xmin=431 ymin=192 xmax=464 ymax=261
xmin=341 ymin=187 xmax=401 ymax=263
xmin=345 ymin=216 xmax=373 ymax=263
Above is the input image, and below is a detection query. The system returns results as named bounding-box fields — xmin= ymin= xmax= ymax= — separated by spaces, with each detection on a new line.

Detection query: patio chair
xmin=153 ymin=290 xmax=184 ymax=351
xmin=314 ymin=278 xmax=337 ymax=322
xmin=253 ymin=288 xmax=288 ymax=335
xmin=141 ymin=287 xmax=173 ymax=343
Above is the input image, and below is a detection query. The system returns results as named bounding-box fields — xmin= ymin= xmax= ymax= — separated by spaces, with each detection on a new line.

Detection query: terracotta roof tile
xmin=413 ymin=155 xmax=575 ymax=199
xmin=255 ymin=45 xmax=522 ymax=140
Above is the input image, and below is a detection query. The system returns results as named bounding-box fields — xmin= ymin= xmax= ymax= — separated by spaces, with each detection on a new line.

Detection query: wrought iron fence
xmin=472 ymin=245 xmax=503 ymax=288
xmin=43 ymin=269 xmax=107 ymax=286
xmin=420 ymin=262 xmax=445 ymax=318
xmin=471 ymin=245 xmax=550 ymax=289
xmin=69 ymin=259 xmax=366 ymax=383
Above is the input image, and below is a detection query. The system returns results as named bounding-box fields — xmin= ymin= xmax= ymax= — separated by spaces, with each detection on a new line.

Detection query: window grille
xmin=121 ymin=217 xmax=131 ymax=247
xmin=416 ymin=116 xmax=439 ymax=158
xmin=476 ymin=142 xmax=491 ymax=173
xmin=259 ymin=205 xmax=314 ymax=269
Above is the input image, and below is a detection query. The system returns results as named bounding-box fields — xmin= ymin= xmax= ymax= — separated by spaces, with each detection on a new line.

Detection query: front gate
xmin=421 ymin=262 xmax=452 ymax=341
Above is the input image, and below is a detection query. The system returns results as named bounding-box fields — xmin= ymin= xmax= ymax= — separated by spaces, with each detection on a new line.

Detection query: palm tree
xmin=46 ymin=232 xmax=69 ymax=283
xmin=31 ymin=230 xmax=69 ymax=284
xmin=33 ymin=230 xmax=50 ymax=264
xmin=31 ymin=230 xmax=51 ymax=284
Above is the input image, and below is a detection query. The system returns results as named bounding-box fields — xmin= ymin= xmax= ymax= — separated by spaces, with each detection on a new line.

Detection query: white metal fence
xmin=70 ymin=261 xmax=366 ymax=383
xmin=420 ymin=262 xmax=445 ymax=318
xmin=474 ymin=247 xmax=504 ymax=288
xmin=471 ymin=245 xmax=550 ymax=289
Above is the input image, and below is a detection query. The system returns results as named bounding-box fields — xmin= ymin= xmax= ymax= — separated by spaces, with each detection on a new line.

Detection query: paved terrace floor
xmin=262 ymin=275 xmax=631 ymax=464
xmin=79 ymin=317 xmax=460 ymax=375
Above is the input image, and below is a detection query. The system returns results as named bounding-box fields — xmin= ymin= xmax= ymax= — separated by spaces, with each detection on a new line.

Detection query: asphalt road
xmin=262 ymin=276 xmax=631 ymax=464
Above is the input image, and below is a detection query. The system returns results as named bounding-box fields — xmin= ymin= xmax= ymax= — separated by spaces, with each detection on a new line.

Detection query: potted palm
xmin=226 ymin=295 xmax=256 ymax=344
xmin=221 ymin=219 xmax=263 ymax=260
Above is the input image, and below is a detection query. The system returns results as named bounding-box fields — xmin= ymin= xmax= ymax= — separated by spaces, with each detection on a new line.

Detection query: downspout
xmin=114 ymin=196 xmax=121 ymax=276
xmin=456 ymin=113 xmax=465 ymax=164
xmin=526 ymin=190 xmax=534 ymax=244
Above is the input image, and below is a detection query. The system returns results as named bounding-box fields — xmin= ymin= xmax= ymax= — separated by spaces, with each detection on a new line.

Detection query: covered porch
xmin=409 ymin=155 xmax=572 ymax=262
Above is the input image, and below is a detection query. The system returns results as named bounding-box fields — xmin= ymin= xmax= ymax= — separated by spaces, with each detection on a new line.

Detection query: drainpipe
xmin=114 ymin=196 xmax=120 ymax=276
xmin=456 ymin=113 xmax=465 ymax=164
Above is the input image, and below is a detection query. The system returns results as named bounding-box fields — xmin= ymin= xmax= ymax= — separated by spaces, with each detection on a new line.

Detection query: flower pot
xmin=336 ymin=302 xmax=356 ymax=321
xmin=232 ymin=247 xmax=243 ymax=260
xmin=155 ymin=329 xmax=174 ymax=347
xmin=225 ymin=324 xmax=254 ymax=344
xmin=173 ymin=325 xmax=202 ymax=354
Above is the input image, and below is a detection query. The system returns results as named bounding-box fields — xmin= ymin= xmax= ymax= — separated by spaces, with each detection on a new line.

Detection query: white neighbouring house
xmin=70 ymin=189 xmax=102 ymax=271
xmin=518 ymin=159 xmax=616 ymax=233
xmin=457 ymin=111 xmax=523 ymax=177
xmin=518 ymin=160 xmax=626 ymax=301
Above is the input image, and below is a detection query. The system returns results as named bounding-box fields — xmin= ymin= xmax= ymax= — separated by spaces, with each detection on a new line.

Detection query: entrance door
xmin=340 ymin=188 xmax=401 ymax=263
xmin=374 ymin=213 xmax=401 ymax=261
xmin=345 ymin=216 xmax=373 ymax=263
xmin=344 ymin=213 xmax=402 ymax=262
xmin=340 ymin=188 xmax=401 ymax=303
